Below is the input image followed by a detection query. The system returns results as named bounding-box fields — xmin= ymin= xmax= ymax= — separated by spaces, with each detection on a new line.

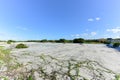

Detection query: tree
xmin=40 ymin=39 xmax=48 ymax=42
xmin=59 ymin=39 xmax=66 ymax=43
xmin=73 ymin=38 xmax=84 ymax=43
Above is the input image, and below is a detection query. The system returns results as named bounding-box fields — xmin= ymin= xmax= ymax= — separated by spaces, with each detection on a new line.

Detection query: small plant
xmin=27 ymin=75 xmax=34 ymax=80
xmin=115 ymin=74 xmax=120 ymax=80
xmin=15 ymin=43 xmax=28 ymax=49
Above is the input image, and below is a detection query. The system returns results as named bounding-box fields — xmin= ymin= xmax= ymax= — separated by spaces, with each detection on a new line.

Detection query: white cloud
xmin=88 ymin=18 xmax=94 ymax=21
xmin=103 ymin=34 xmax=109 ymax=38
xmin=88 ymin=17 xmax=101 ymax=22
xmin=71 ymin=32 xmax=97 ymax=38
xmin=75 ymin=34 xmax=80 ymax=37
xmin=106 ymin=27 xmax=120 ymax=33
xmin=71 ymin=34 xmax=81 ymax=38
xmin=96 ymin=17 xmax=100 ymax=21
xmin=91 ymin=32 xmax=97 ymax=36
xmin=82 ymin=33 xmax=88 ymax=36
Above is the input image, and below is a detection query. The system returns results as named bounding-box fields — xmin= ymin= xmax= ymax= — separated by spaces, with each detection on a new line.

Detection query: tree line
xmin=5 ymin=38 xmax=108 ymax=44
xmin=25 ymin=38 xmax=107 ymax=44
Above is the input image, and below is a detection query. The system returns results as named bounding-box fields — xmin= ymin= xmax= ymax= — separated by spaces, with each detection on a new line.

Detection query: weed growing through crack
xmin=0 ymin=53 xmax=118 ymax=80
xmin=115 ymin=74 xmax=120 ymax=80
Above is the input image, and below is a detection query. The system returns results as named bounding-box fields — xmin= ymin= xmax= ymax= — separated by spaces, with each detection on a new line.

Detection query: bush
xmin=73 ymin=38 xmax=84 ymax=43
xmin=7 ymin=40 xmax=15 ymax=44
xmin=113 ymin=43 xmax=120 ymax=48
xmin=15 ymin=43 xmax=28 ymax=49
xmin=57 ymin=39 xmax=66 ymax=43
xmin=104 ymin=41 xmax=111 ymax=44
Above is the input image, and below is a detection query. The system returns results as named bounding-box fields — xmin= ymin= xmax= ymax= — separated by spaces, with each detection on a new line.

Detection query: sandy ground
xmin=1 ymin=42 xmax=120 ymax=80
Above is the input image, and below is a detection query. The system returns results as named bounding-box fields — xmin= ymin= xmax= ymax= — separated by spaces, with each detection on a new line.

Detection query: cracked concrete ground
xmin=0 ymin=42 xmax=120 ymax=80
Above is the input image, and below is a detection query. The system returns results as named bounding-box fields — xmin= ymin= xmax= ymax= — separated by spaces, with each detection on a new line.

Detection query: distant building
xmin=107 ymin=38 xmax=112 ymax=42
xmin=107 ymin=38 xmax=120 ymax=43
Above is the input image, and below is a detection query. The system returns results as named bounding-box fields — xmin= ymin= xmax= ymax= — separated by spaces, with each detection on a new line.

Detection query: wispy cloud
xmin=88 ymin=17 xmax=101 ymax=22
xmin=95 ymin=17 xmax=100 ymax=21
xmin=88 ymin=18 xmax=94 ymax=21
xmin=71 ymin=31 xmax=97 ymax=38
xmin=106 ymin=27 xmax=120 ymax=33
xmin=16 ymin=26 xmax=28 ymax=31
xmin=91 ymin=32 xmax=97 ymax=36
xmin=71 ymin=34 xmax=81 ymax=38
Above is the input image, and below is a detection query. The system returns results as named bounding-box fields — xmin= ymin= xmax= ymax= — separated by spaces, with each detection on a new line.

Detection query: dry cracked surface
xmin=0 ymin=42 xmax=120 ymax=80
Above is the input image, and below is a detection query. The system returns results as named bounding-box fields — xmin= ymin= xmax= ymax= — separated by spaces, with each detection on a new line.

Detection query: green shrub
xmin=115 ymin=74 xmax=120 ymax=80
xmin=113 ymin=43 xmax=120 ymax=48
xmin=7 ymin=41 xmax=11 ymax=44
xmin=7 ymin=40 xmax=15 ymax=44
xmin=15 ymin=43 xmax=28 ymax=49
xmin=104 ymin=41 xmax=111 ymax=44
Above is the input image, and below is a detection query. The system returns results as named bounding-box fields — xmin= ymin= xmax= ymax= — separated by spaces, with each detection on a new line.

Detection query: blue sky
xmin=0 ymin=0 xmax=120 ymax=40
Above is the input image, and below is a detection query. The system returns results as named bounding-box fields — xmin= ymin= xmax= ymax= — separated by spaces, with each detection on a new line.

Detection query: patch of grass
xmin=14 ymin=70 xmax=35 ymax=80
xmin=115 ymin=74 xmax=120 ymax=80
xmin=9 ymin=62 xmax=23 ymax=70
xmin=0 ymin=76 xmax=8 ymax=80
xmin=28 ymin=62 xmax=32 ymax=64
xmin=0 ymin=46 xmax=4 ymax=48
xmin=27 ymin=75 xmax=34 ymax=80
xmin=0 ymin=47 xmax=11 ymax=64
